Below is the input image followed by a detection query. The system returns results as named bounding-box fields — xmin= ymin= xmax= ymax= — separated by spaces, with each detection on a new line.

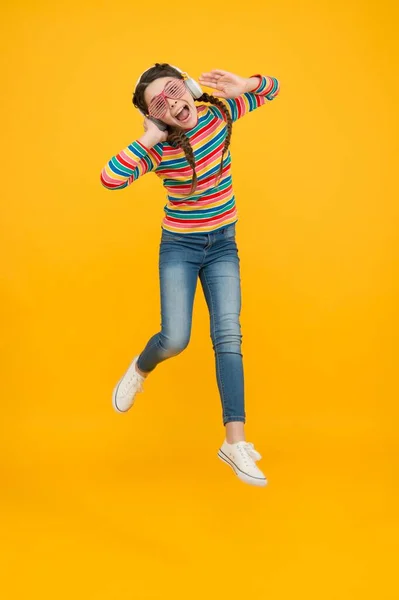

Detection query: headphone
xmin=134 ymin=65 xmax=203 ymax=131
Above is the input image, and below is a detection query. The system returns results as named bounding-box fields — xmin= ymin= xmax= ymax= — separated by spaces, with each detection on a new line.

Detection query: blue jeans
xmin=137 ymin=223 xmax=245 ymax=425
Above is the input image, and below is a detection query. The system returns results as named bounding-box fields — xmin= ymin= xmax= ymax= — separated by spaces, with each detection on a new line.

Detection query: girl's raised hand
xmin=143 ymin=117 xmax=168 ymax=143
xmin=198 ymin=70 xmax=257 ymax=99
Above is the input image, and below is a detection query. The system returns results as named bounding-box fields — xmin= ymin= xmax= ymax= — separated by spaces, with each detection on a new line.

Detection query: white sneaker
xmin=218 ymin=441 xmax=267 ymax=487
xmin=112 ymin=356 xmax=145 ymax=413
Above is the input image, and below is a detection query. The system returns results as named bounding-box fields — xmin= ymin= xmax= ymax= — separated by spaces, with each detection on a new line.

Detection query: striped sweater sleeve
xmin=220 ymin=75 xmax=280 ymax=123
xmin=100 ymin=140 xmax=163 ymax=190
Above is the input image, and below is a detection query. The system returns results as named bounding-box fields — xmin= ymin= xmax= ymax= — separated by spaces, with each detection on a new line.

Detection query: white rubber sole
xmin=218 ymin=449 xmax=268 ymax=487
xmin=112 ymin=357 xmax=139 ymax=414
xmin=112 ymin=377 xmax=128 ymax=413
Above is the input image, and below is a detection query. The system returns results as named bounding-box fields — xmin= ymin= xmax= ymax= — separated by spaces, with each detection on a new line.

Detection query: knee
xmin=160 ymin=333 xmax=190 ymax=357
xmin=212 ymin=316 xmax=242 ymax=352
xmin=214 ymin=337 xmax=242 ymax=354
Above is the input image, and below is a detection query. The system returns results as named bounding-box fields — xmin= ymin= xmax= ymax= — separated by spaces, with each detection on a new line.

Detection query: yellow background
xmin=1 ymin=0 xmax=398 ymax=598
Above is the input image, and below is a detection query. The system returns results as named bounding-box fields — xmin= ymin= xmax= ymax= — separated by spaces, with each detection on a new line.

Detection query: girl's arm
xmin=101 ymin=124 xmax=165 ymax=190
xmin=199 ymin=70 xmax=280 ymax=122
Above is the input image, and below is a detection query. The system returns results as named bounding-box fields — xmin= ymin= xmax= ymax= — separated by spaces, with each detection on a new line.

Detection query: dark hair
xmin=132 ymin=63 xmax=233 ymax=196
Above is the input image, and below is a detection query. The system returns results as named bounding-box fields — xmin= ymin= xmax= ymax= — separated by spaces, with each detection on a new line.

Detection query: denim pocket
xmin=161 ymin=230 xmax=181 ymax=242
xmin=223 ymin=224 xmax=236 ymax=239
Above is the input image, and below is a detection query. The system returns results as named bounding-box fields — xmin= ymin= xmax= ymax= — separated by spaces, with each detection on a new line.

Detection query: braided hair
xmin=198 ymin=92 xmax=233 ymax=185
xmin=133 ymin=63 xmax=233 ymax=196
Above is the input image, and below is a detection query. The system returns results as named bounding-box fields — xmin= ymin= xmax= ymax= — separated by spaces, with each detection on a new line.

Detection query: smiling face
xmin=144 ymin=77 xmax=198 ymax=130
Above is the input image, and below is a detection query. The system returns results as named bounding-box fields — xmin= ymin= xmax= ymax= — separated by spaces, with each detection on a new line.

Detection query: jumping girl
xmin=101 ymin=63 xmax=280 ymax=486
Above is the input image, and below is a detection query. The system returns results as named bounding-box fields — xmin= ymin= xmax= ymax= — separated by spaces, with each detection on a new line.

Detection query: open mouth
xmin=175 ymin=104 xmax=190 ymax=123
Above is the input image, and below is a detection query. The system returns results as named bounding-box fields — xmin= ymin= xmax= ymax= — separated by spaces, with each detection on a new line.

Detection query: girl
xmin=101 ymin=63 xmax=280 ymax=487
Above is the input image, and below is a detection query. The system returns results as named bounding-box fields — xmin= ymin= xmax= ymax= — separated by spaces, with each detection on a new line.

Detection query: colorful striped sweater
xmin=101 ymin=75 xmax=280 ymax=234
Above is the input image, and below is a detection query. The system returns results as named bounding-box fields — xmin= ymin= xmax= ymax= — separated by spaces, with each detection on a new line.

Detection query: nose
xmin=167 ymin=97 xmax=178 ymax=109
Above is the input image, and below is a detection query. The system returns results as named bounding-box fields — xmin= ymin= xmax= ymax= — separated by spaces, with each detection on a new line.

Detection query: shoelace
xmin=121 ymin=371 xmax=143 ymax=395
xmin=236 ymin=442 xmax=262 ymax=465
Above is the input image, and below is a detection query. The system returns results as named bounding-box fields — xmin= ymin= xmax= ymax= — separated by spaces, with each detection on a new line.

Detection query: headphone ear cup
xmin=150 ymin=117 xmax=168 ymax=132
xmin=138 ymin=108 xmax=167 ymax=132
xmin=184 ymin=77 xmax=203 ymax=99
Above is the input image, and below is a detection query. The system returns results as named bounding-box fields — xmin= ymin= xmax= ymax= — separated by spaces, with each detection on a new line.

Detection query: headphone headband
xmin=134 ymin=64 xmax=203 ymax=100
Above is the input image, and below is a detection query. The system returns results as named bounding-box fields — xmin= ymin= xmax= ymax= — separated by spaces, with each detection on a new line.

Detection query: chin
xmin=181 ymin=118 xmax=197 ymax=130
xmin=181 ymin=111 xmax=198 ymax=130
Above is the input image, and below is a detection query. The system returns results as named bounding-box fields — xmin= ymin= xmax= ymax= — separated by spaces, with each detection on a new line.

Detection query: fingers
xmin=198 ymin=77 xmax=219 ymax=88
xmin=199 ymin=70 xmax=229 ymax=85
xmin=198 ymin=80 xmax=220 ymax=90
xmin=201 ymin=69 xmax=228 ymax=78
xmin=197 ymin=77 xmax=229 ymax=98
xmin=199 ymin=73 xmax=219 ymax=83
